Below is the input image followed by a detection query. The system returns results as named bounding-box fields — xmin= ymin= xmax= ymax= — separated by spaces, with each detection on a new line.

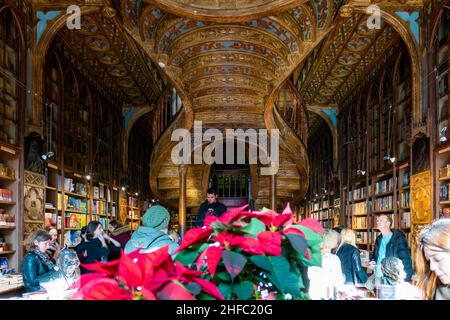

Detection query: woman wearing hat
xmin=124 ymin=205 xmax=179 ymax=255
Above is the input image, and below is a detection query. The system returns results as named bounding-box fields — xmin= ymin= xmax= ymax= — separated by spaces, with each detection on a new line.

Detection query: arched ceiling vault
xmin=121 ymin=0 xmax=337 ymax=129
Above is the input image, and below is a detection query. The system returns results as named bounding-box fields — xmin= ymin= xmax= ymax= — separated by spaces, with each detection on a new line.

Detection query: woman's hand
xmin=103 ymin=233 xmax=121 ymax=248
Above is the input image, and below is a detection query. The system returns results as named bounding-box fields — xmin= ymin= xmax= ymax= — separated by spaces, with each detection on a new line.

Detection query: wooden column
xmin=179 ymin=164 xmax=187 ymax=238
xmin=269 ymin=173 xmax=276 ymax=210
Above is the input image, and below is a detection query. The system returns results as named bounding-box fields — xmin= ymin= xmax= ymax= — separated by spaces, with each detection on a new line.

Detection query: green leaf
xmin=295 ymin=249 xmax=322 ymax=267
xmin=197 ymin=292 xmax=215 ymax=300
xmin=222 ymin=250 xmax=247 ymax=280
xmin=216 ymin=271 xmax=232 ymax=282
xmin=184 ymin=282 xmax=202 ymax=296
xmin=240 ymin=218 xmax=267 ymax=236
xmin=290 ymin=225 xmax=323 ymax=246
xmin=265 ymin=256 xmax=302 ymax=296
xmin=250 ymin=255 xmax=273 ymax=272
xmin=174 ymin=249 xmax=198 ymax=266
xmin=285 ymin=233 xmax=307 ymax=256
xmin=233 ymin=281 xmax=254 ymax=300
xmin=218 ymin=283 xmax=232 ymax=300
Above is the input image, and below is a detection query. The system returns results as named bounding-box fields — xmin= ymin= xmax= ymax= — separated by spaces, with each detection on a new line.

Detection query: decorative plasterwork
xmin=55 ymin=12 xmax=163 ymax=106
xmin=149 ymin=0 xmax=306 ymax=22
xmin=298 ymin=13 xmax=400 ymax=106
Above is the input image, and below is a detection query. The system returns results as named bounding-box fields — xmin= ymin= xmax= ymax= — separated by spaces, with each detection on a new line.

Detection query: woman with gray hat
xmin=124 ymin=205 xmax=179 ymax=255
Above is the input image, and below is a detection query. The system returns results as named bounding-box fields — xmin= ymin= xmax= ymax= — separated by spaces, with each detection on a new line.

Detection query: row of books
xmin=93 ymin=184 xmax=111 ymax=201
xmin=65 ymin=212 xmax=88 ymax=229
xmin=309 ymin=210 xmax=333 ymax=221
xmin=439 ymin=183 xmax=450 ymax=201
xmin=374 ymin=195 xmax=393 ymax=211
xmin=352 ymin=216 xmax=369 ymax=229
xmin=355 ymin=231 xmax=380 ymax=245
xmin=401 ymin=172 xmax=410 ymax=187
xmin=350 ymin=202 xmax=367 ymax=215
xmin=400 ymin=212 xmax=411 ymax=229
xmin=128 ymin=209 xmax=140 ymax=219
xmin=439 ymin=207 xmax=450 ymax=219
xmin=92 ymin=199 xmax=107 ymax=215
xmin=57 ymin=194 xmax=88 ymax=212
xmin=375 ymin=178 xmax=393 ymax=194
xmin=319 ymin=219 xmax=333 ymax=229
xmin=57 ymin=176 xmax=87 ymax=196
xmin=0 ymin=189 xmax=13 ymax=202
xmin=348 ymin=186 xmax=367 ymax=202
xmin=128 ymin=197 xmax=138 ymax=207
xmin=400 ymin=192 xmax=410 ymax=208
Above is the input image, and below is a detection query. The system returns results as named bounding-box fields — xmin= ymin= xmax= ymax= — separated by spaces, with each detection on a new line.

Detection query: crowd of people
xmin=307 ymin=215 xmax=450 ymax=300
xmin=19 ymin=189 xmax=450 ymax=300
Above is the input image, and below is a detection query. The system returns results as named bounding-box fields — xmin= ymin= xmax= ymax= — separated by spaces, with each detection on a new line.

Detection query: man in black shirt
xmin=196 ymin=188 xmax=227 ymax=227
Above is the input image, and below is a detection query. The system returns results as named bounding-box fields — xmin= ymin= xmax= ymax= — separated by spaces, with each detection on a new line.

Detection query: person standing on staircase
xmin=196 ymin=188 xmax=227 ymax=227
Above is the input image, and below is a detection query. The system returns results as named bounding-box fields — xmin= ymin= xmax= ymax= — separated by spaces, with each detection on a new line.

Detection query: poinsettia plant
xmin=69 ymin=245 xmax=223 ymax=300
xmin=174 ymin=204 xmax=324 ymax=300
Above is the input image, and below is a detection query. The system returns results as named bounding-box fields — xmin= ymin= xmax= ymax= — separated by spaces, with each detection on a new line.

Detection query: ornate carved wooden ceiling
xmin=308 ymin=112 xmax=325 ymax=139
xmin=122 ymin=0 xmax=337 ymax=128
xmin=149 ymin=0 xmax=305 ymax=22
xmin=56 ymin=11 xmax=164 ymax=106
xmin=296 ymin=12 xmax=400 ymax=106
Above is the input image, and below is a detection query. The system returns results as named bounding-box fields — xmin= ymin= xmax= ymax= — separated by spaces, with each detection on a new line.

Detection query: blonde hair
xmin=320 ymin=230 xmax=340 ymax=252
xmin=340 ymin=228 xmax=356 ymax=247
xmin=414 ymin=219 xmax=450 ymax=300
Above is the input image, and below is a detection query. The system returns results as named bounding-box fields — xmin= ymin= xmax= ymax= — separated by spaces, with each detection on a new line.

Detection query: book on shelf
xmin=375 ymin=196 xmax=393 ymax=211
xmin=401 ymin=192 xmax=410 ymax=208
xmin=402 ymin=171 xmax=410 ymax=187
xmin=350 ymin=201 xmax=367 ymax=215
xmin=352 ymin=216 xmax=368 ymax=229
xmin=439 ymin=207 xmax=450 ymax=219
xmin=400 ymin=212 xmax=411 ymax=229
xmin=440 ymin=183 xmax=450 ymax=201
xmin=99 ymin=184 xmax=105 ymax=199
xmin=93 ymin=186 xmax=100 ymax=199
xmin=375 ymin=178 xmax=393 ymax=194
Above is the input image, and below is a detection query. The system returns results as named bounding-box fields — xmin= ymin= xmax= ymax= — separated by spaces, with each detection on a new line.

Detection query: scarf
xmin=34 ymin=249 xmax=56 ymax=271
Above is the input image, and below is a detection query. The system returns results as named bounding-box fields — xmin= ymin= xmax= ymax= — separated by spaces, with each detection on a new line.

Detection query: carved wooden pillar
xmin=179 ymin=164 xmax=187 ymax=238
xmin=269 ymin=174 xmax=276 ymax=210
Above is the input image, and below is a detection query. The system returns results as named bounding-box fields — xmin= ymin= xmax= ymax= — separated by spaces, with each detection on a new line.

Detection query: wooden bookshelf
xmin=339 ymin=43 xmax=412 ymax=251
xmin=435 ymin=11 xmax=450 ymax=220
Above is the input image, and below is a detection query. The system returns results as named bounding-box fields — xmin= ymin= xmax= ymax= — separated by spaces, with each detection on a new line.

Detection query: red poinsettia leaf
xmin=257 ymin=231 xmax=282 ymax=256
xmin=71 ymin=277 xmax=132 ymax=300
xmin=230 ymin=236 xmax=264 ymax=255
xmin=175 ymin=261 xmax=204 ymax=281
xmin=282 ymin=203 xmax=292 ymax=215
xmin=140 ymin=288 xmax=157 ymax=300
xmin=80 ymin=259 xmax=120 ymax=276
xmin=192 ymin=278 xmax=224 ymax=300
xmin=299 ymin=218 xmax=326 ymax=234
xmin=305 ymin=248 xmax=311 ymax=260
xmin=218 ymin=204 xmax=248 ymax=224
xmin=272 ymin=213 xmax=293 ymax=228
xmin=156 ymin=281 xmax=196 ymax=300
xmin=204 ymin=214 xmax=219 ymax=228
xmin=117 ymin=251 xmax=144 ymax=289
xmin=204 ymin=246 xmax=224 ymax=278
xmin=283 ymin=227 xmax=306 ymax=238
xmin=69 ymin=272 xmax=107 ymax=291
xmin=175 ymin=227 xmax=214 ymax=252
xmin=214 ymin=232 xmax=233 ymax=246
xmin=143 ymin=267 xmax=173 ymax=292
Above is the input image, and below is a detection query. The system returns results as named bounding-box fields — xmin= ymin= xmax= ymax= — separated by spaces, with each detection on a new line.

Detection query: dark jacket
xmin=196 ymin=201 xmax=227 ymax=227
xmin=371 ymin=229 xmax=413 ymax=281
xmin=21 ymin=251 xmax=52 ymax=292
xmin=75 ymin=238 xmax=117 ymax=274
xmin=336 ymin=243 xmax=368 ymax=285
